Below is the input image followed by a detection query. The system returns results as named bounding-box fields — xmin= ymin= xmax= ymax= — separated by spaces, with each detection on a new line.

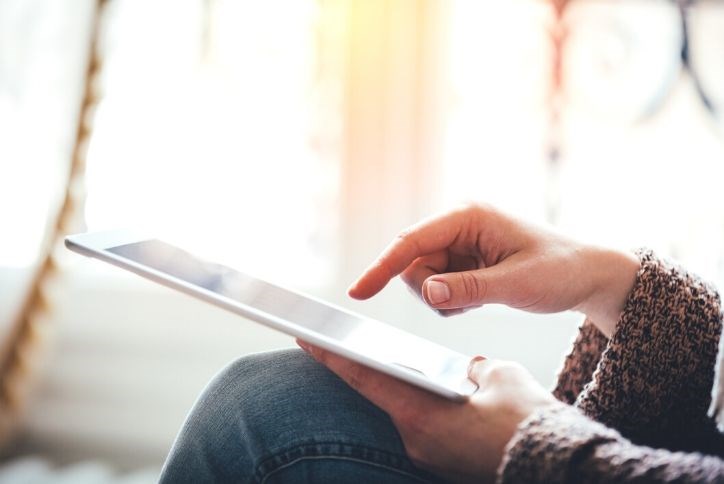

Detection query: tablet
xmin=65 ymin=230 xmax=478 ymax=401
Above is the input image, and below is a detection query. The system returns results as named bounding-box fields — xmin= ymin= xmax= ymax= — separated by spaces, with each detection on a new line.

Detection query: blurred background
xmin=1 ymin=0 xmax=723 ymax=481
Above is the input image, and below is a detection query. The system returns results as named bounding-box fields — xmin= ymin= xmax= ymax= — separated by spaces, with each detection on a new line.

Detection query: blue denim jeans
xmin=159 ymin=349 xmax=441 ymax=483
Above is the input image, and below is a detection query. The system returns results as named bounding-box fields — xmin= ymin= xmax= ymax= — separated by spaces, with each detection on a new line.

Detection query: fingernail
xmin=467 ymin=355 xmax=486 ymax=374
xmin=426 ymin=280 xmax=450 ymax=305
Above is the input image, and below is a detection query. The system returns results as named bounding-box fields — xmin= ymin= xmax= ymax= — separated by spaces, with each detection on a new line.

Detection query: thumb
xmin=423 ymin=266 xmax=509 ymax=310
xmin=467 ymin=355 xmax=490 ymax=385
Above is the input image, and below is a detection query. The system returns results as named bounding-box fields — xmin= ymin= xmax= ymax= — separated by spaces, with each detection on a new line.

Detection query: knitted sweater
xmin=498 ymin=250 xmax=724 ymax=483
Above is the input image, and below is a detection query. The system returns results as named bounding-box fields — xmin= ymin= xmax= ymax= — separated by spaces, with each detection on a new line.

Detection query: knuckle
xmin=486 ymin=360 xmax=523 ymax=383
xmin=459 ymin=201 xmax=491 ymax=216
xmin=395 ymin=406 xmax=431 ymax=438
xmin=458 ymin=271 xmax=487 ymax=303
xmin=393 ymin=406 xmax=419 ymax=429
xmin=393 ymin=229 xmax=414 ymax=250
xmin=486 ymin=365 xmax=506 ymax=384
xmin=399 ymin=268 xmax=415 ymax=287
xmin=395 ymin=427 xmax=428 ymax=465
xmin=450 ymin=202 xmax=478 ymax=222
xmin=395 ymin=228 xmax=412 ymax=241
xmin=394 ymin=228 xmax=420 ymax=254
xmin=403 ymin=441 xmax=427 ymax=467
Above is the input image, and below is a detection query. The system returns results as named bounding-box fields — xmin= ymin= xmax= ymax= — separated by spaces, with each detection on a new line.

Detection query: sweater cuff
xmin=619 ymin=248 xmax=720 ymax=337
xmin=552 ymin=318 xmax=608 ymax=405
xmin=497 ymin=403 xmax=621 ymax=484
xmin=576 ymin=248 xmax=722 ymax=448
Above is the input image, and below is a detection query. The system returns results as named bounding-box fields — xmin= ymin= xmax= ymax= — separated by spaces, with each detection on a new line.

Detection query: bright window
xmin=442 ymin=0 xmax=724 ymax=284
xmin=85 ymin=0 xmax=343 ymax=288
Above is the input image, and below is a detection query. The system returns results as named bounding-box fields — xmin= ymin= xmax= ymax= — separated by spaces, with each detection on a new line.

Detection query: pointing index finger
xmin=347 ymin=211 xmax=466 ymax=299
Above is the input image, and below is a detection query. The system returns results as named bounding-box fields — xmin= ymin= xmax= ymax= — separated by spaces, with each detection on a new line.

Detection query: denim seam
xmin=259 ymin=455 xmax=434 ymax=484
xmin=254 ymin=442 xmax=435 ymax=483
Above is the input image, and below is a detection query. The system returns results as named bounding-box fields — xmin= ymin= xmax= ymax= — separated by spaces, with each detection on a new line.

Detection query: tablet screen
xmin=109 ymin=240 xmax=364 ymax=339
xmin=106 ymin=240 xmax=464 ymax=380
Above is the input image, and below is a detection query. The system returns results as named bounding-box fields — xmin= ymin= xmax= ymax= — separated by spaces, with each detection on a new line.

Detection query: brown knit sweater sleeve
xmin=552 ymin=318 xmax=608 ymax=405
xmin=498 ymin=250 xmax=724 ymax=483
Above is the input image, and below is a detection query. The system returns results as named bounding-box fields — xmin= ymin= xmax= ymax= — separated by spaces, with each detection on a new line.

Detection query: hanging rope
xmin=0 ymin=0 xmax=105 ymax=447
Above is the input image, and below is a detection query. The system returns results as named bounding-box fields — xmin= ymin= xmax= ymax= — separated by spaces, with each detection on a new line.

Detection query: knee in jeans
xmin=189 ymin=349 xmax=318 ymax=431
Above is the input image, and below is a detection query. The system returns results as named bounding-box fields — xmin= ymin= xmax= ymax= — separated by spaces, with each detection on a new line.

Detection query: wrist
xmin=577 ymin=247 xmax=640 ymax=337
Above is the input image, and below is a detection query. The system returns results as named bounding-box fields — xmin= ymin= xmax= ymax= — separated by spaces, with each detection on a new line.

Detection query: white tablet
xmin=65 ymin=230 xmax=478 ymax=401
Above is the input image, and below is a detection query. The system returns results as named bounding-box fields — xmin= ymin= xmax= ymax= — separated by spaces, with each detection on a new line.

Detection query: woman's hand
xmin=348 ymin=203 xmax=640 ymax=337
xmin=298 ymin=340 xmax=558 ymax=483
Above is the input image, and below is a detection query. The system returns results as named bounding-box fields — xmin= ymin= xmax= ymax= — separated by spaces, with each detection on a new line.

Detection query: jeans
xmin=159 ymin=349 xmax=440 ymax=483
